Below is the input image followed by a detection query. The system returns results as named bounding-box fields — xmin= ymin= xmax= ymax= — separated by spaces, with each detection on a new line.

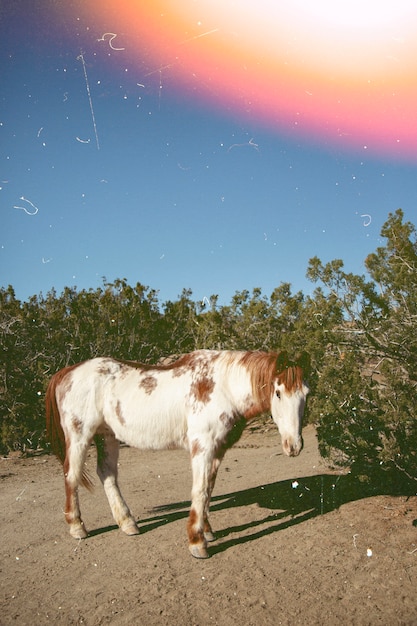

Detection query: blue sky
xmin=1 ymin=2 xmax=416 ymax=305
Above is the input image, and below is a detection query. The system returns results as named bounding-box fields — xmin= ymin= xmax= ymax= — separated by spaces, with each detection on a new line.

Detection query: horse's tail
xmin=45 ymin=364 xmax=93 ymax=490
xmin=45 ymin=368 xmax=68 ymax=464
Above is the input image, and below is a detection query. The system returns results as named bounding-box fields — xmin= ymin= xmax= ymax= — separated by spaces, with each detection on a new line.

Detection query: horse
xmin=46 ymin=349 xmax=310 ymax=558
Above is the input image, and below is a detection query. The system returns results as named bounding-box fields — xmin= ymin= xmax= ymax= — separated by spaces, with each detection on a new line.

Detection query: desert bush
xmin=308 ymin=209 xmax=417 ymax=482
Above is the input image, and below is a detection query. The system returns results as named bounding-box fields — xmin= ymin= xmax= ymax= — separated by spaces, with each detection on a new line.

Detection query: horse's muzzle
xmin=282 ymin=437 xmax=303 ymax=457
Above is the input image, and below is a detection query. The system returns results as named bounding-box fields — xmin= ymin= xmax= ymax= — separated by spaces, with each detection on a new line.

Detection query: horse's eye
xmin=276 ymin=390 xmax=281 ymax=399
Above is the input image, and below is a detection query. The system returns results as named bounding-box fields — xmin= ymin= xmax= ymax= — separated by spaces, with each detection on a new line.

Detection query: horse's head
xmin=270 ymin=352 xmax=310 ymax=457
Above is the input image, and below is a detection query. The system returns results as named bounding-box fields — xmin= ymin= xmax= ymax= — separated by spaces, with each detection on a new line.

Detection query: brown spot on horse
xmin=190 ymin=376 xmax=215 ymax=404
xmin=190 ymin=439 xmax=203 ymax=457
xmin=116 ymin=401 xmax=126 ymax=425
xmin=139 ymin=375 xmax=158 ymax=395
xmin=71 ymin=416 xmax=83 ymax=433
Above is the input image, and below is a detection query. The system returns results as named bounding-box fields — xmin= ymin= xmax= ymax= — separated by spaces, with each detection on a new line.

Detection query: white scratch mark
xmin=16 ymin=488 xmax=26 ymax=501
xmin=77 ymin=52 xmax=100 ymax=150
xmin=14 ymin=197 xmax=39 ymax=216
xmin=180 ymin=28 xmax=219 ymax=45
xmin=97 ymin=33 xmax=125 ymax=51
xmin=144 ymin=63 xmax=176 ymax=78
xmin=228 ymin=138 xmax=259 ymax=152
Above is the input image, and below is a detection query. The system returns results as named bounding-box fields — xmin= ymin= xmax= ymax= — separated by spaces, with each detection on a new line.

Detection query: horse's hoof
xmin=204 ymin=531 xmax=216 ymax=542
xmin=189 ymin=544 xmax=209 ymax=559
xmin=121 ymin=520 xmax=140 ymax=536
xmin=70 ymin=524 xmax=88 ymax=539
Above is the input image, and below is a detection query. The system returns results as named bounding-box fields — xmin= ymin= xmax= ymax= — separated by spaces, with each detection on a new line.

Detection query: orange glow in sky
xmin=91 ymin=1 xmax=417 ymax=159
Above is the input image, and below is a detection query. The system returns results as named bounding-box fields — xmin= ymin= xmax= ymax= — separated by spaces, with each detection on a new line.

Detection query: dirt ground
xmin=1 ymin=425 xmax=417 ymax=625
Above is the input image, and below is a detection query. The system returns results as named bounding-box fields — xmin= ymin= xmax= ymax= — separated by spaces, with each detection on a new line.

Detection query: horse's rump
xmin=45 ymin=362 xmax=93 ymax=488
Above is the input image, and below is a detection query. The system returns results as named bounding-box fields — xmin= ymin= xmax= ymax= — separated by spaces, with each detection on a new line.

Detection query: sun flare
xmin=85 ymin=0 xmax=417 ymax=159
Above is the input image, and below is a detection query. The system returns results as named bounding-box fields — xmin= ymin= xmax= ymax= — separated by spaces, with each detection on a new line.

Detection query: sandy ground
xmin=1 ymin=425 xmax=417 ymax=625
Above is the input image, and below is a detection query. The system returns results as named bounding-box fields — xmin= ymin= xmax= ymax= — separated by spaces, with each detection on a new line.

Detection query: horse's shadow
xmin=90 ymin=470 xmax=415 ymax=553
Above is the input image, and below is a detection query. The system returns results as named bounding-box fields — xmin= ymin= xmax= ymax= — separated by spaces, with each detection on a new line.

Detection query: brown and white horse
xmin=46 ymin=349 xmax=310 ymax=558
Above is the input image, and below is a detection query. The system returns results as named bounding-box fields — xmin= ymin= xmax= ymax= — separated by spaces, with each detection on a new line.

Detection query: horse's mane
xmin=237 ymin=351 xmax=279 ymax=411
xmin=277 ymin=365 xmax=304 ymax=392
xmin=238 ymin=350 xmax=305 ymax=411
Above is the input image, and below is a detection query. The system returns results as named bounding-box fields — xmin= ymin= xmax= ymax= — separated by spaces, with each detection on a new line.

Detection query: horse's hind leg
xmin=64 ymin=442 xmax=90 ymax=539
xmin=95 ymin=432 xmax=139 ymax=536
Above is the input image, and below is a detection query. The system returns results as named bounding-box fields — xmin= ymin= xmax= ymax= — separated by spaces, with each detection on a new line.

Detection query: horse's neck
xmin=220 ymin=359 xmax=255 ymax=410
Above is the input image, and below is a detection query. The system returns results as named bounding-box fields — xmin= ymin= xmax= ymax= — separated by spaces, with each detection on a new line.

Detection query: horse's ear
xmin=296 ymin=351 xmax=311 ymax=375
xmin=276 ymin=350 xmax=289 ymax=372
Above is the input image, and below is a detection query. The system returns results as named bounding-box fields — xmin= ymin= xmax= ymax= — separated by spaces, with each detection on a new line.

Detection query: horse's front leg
xmin=188 ymin=445 xmax=213 ymax=559
xmin=203 ymin=454 xmax=224 ymax=543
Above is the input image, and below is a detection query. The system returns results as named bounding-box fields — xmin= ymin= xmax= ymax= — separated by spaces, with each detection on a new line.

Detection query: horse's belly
xmin=105 ymin=412 xmax=189 ymax=451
